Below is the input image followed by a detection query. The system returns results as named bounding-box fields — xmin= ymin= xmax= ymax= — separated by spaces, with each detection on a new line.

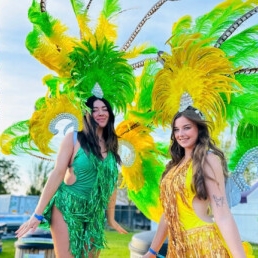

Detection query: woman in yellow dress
xmin=143 ymin=106 xmax=251 ymax=258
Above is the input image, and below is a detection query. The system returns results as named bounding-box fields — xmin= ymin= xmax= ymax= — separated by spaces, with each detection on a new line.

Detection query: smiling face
xmin=92 ymin=99 xmax=110 ymax=128
xmin=173 ymin=116 xmax=199 ymax=152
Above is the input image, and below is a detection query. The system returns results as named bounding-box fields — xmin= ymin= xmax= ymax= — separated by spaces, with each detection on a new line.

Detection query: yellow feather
xmin=0 ymin=133 xmax=16 ymax=155
xmin=116 ymin=120 xmax=156 ymax=192
xmin=123 ymin=43 xmax=150 ymax=59
xmin=76 ymin=14 xmax=95 ymax=42
xmin=95 ymin=14 xmax=118 ymax=43
xmin=29 ymin=95 xmax=83 ymax=155
xmin=32 ymin=21 xmax=78 ymax=77
xmin=152 ymin=33 xmax=242 ymax=139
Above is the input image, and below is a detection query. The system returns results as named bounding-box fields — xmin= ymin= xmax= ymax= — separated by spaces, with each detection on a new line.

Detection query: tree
xmin=0 ymin=157 xmax=20 ymax=194
xmin=26 ymin=160 xmax=54 ymax=195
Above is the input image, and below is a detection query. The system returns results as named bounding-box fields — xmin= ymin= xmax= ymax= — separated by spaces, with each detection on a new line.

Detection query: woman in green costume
xmin=16 ymin=95 xmax=127 ymax=258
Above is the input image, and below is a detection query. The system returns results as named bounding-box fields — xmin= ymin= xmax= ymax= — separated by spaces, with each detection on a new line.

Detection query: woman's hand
xmin=106 ymin=189 xmax=127 ymax=234
xmin=15 ymin=215 xmax=41 ymax=238
xmin=142 ymin=252 xmax=156 ymax=258
xmin=107 ymin=217 xmax=128 ymax=234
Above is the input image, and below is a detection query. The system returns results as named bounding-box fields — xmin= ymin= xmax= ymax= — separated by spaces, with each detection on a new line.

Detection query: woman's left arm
xmin=107 ymin=189 xmax=128 ymax=234
xmin=204 ymin=153 xmax=246 ymax=258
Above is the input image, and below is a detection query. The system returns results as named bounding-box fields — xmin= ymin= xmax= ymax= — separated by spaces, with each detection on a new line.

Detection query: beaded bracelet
xmin=33 ymin=213 xmax=44 ymax=222
xmin=148 ymin=247 xmax=165 ymax=258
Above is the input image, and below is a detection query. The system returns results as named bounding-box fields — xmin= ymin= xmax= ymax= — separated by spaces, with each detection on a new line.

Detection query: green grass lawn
xmin=1 ymin=231 xmax=258 ymax=257
xmin=0 ymin=231 xmax=135 ymax=258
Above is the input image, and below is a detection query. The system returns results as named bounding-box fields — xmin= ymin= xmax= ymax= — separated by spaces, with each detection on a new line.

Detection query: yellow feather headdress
xmin=152 ymin=33 xmax=241 ymax=139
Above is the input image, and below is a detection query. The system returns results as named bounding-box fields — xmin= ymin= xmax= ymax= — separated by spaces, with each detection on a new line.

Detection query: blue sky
xmin=0 ymin=0 xmax=253 ymax=194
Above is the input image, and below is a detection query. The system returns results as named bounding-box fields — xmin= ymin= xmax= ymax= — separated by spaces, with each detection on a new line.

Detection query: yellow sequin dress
xmin=160 ymin=160 xmax=231 ymax=258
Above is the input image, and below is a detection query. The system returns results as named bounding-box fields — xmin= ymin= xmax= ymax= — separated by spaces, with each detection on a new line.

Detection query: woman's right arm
xmin=142 ymin=214 xmax=168 ymax=258
xmin=15 ymin=132 xmax=74 ymax=238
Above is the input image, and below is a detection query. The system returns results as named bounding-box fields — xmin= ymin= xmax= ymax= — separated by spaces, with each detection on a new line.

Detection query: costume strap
xmin=73 ymin=131 xmax=78 ymax=146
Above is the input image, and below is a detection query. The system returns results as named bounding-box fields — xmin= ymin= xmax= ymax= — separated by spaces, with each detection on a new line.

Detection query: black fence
xmin=114 ymin=205 xmax=151 ymax=230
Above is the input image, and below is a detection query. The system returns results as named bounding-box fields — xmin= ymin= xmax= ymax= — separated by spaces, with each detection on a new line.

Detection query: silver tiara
xmin=179 ymin=92 xmax=193 ymax=112
xmin=91 ymin=83 xmax=104 ymax=98
xmin=179 ymin=92 xmax=205 ymax=119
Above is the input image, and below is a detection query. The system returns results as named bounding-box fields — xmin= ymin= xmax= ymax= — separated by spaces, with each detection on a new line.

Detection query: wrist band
xmin=149 ymin=248 xmax=158 ymax=255
xmin=148 ymin=247 xmax=165 ymax=258
xmin=33 ymin=213 xmax=44 ymax=222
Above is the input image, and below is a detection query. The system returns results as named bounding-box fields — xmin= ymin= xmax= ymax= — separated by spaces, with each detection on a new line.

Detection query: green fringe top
xmin=39 ymin=148 xmax=118 ymax=258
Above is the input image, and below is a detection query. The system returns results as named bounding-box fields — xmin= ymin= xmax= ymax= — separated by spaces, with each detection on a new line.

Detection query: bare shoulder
xmin=204 ymin=152 xmax=224 ymax=179
xmin=59 ymin=131 xmax=74 ymax=149
xmin=206 ymin=151 xmax=221 ymax=164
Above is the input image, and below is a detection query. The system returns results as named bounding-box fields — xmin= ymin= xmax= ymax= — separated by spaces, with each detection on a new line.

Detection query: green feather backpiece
xmin=0 ymin=121 xmax=38 ymax=155
xmin=228 ymin=122 xmax=258 ymax=172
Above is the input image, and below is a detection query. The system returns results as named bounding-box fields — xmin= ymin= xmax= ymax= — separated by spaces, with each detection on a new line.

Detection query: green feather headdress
xmin=0 ymin=0 xmax=173 ymax=156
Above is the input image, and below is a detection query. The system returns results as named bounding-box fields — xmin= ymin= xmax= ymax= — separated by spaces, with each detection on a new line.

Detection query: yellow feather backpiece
xmin=153 ymin=33 xmax=241 ymax=139
xmin=29 ymin=95 xmax=83 ymax=154
xmin=115 ymin=118 xmax=165 ymax=222
xmin=116 ymin=120 xmax=155 ymax=192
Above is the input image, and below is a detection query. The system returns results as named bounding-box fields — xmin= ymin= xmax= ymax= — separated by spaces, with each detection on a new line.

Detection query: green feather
xmin=70 ymin=0 xmax=86 ymax=16
xmin=28 ymin=0 xmax=58 ymax=38
xmin=126 ymin=111 xmax=156 ymax=125
xmin=102 ymin=0 xmax=121 ymax=19
xmin=228 ymin=122 xmax=258 ymax=171
xmin=170 ymin=15 xmax=192 ymax=45
xmin=236 ymin=74 xmax=258 ymax=91
xmin=192 ymin=1 xmax=257 ymax=43
xmin=226 ymin=92 xmax=258 ymax=126
xmin=140 ymin=46 xmax=159 ymax=55
xmin=68 ymin=39 xmax=136 ymax=114
xmin=128 ymin=152 xmax=164 ymax=221
xmin=137 ymin=61 xmax=160 ymax=112
xmin=0 ymin=121 xmax=40 ymax=155
xmin=220 ymin=25 xmax=258 ymax=67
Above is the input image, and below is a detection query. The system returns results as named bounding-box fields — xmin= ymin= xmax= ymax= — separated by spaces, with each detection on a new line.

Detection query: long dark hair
xmin=77 ymin=96 xmax=121 ymax=164
xmin=163 ymin=106 xmax=228 ymax=199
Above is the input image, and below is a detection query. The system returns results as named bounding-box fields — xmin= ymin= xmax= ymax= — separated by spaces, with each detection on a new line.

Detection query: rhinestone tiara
xmin=179 ymin=92 xmax=193 ymax=112
xmin=91 ymin=83 xmax=104 ymax=99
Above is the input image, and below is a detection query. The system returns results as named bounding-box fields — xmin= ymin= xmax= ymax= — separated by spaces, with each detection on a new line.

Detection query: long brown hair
xmin=163 ymin=106 xmax=228 ymax=199
xmin=77 ymin=96 xmax=121 ymax=164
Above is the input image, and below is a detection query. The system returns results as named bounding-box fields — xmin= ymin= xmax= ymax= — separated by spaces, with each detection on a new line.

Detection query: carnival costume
xmin=41 ymin=140 xmax=118 ymax=257
xmin=161 ymin=159 xmax=232 ymax=257
xmin=152 ymin=0 xmax=258 ymax=257
xmin=152 ymin=0 xmax=258 ymax=207
xmin=0 ymin=0 xmax=174 ymax=256
xmin=0 ymin=0 xmax=257 ymax=256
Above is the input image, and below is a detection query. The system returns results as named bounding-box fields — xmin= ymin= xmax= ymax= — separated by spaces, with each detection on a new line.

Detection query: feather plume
xmin=123 ymin=44 xmax=158 ymax=59
xmin=70 ymin=0 xmax=94 ymax=41
xmin=116 ymin=121 xmax=155 ymax=191
xmin=193 ymin=0 xmax=258 ymax=42
xmin=228 ymin=122 xmax=258 ymax=171
xmin=127 ymin=151 xmax=165 ymax=222
xmin=220 ymin=26 xmax=258 ymax=68
xmin=153 ymin=33 xmax=241 ymax=139
xmin=0 ymin=121 xmax=34 ymax=155
xmin=29 ymin=95 xmax=83 ymax=154
xmin=26 ymin=0 xmax=78 ymax=76
xmin=116 ymin=120 xmax=166 ymax=222
xmin=68 ymin=39 xmax=136 ymax=114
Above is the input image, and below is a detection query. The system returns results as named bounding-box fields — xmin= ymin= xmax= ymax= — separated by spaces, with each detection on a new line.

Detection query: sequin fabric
xmin=39 ymin=148 xmax=118 ymax=258
xmin=160 ymin=160 xmax=231 ymax=257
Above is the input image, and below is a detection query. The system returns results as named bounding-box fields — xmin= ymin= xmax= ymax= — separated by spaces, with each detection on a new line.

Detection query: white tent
xmin=231 ymin=183 xmax=258 ymax=244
